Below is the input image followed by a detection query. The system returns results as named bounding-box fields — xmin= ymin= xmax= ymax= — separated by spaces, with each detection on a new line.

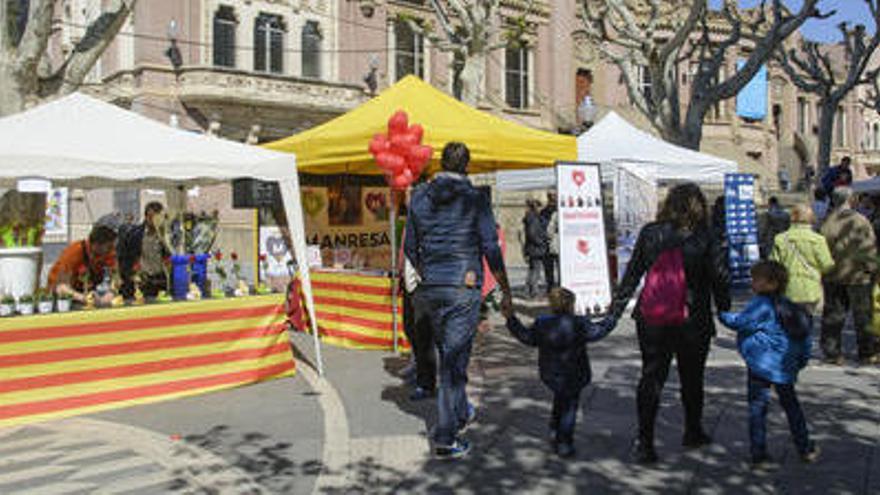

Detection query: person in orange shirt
xmin=48 ymin=225 xmax=118 ymax=304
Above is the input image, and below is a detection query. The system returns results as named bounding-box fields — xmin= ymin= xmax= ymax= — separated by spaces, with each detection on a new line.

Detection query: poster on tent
xmin=43 ymin=187 xmax=68 ymax=241
xmin=614 ymin=166 xmax=657 ymax=281
xmin=300 ymin=186 xmax=393 ymax=271
xmin=557 ymin=162 xmax=613 ymax=315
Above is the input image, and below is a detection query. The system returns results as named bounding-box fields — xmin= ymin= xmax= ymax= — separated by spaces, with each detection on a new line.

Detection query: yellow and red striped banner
xmin=310 ymin=271 xmax=409 ymax=351
xmin=0 ymin=294 xmax=295 ymax=428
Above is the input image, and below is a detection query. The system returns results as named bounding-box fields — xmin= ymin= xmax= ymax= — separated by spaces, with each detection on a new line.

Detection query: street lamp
xmin=165 ymin=19 xmax=183 ymax=71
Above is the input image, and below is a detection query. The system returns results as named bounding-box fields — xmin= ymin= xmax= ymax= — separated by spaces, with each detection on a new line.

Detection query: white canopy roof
xmin=0 ymin=93 xmax=296 ymax=188
xmin=495 ymin=111 xmax=737 ymax=190
xmin=0 ymin=93 xmax=325 ymax=375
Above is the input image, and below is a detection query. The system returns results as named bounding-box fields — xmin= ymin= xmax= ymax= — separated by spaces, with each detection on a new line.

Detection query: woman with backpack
xmin=607 ymin=183 xmax=731 ymax=464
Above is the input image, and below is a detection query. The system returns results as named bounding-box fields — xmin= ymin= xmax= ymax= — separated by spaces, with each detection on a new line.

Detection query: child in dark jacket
xmin=719 ymin=261 xmax=819 ymax=469
xmin=505 ymin=287 xmax=610 ymax=458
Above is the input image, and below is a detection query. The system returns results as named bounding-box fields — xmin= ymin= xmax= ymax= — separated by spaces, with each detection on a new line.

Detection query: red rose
xmin=231 ymin=252 xmax=239 ymax=261
xmin=214 ymin=251 xmax=223 ymax=261
xmin=163 ymin=256 xmax=171 ymax=266
xmin=189 ymin=255 xmax=196 ymax=264
xmin=106 ymin=258 xmax=117 ymax=268
xmin=259 ymin=253 xmax=268 ymax=262
xmin=77 ymin=265 xmax=88 ymax=275
xmin=133 ymin=262 xmax=142 ymax=272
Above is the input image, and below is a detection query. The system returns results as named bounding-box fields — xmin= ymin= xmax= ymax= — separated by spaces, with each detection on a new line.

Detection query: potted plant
xmin=36 ymin=289 xmax=53 ymax=314
xmin=56 ymin=292 xmax=72 ymax=313
xmin=0 ymin=192 xmax=46 ymax=301
xmin=17 ymin=294 xmax=34 ymax=315
xmin=0 ymin=295 xmax=14 ymax=316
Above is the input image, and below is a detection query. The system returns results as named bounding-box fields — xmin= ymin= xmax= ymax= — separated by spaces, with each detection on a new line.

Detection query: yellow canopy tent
xmin=264 ymin=75 xmax=576 ymax=174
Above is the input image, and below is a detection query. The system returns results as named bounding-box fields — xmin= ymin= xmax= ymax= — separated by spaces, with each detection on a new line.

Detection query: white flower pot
xmin=0 ymin=303 xmax=13 ymax=317
xmin=17 ymin=302 xmax=34 ymax=316
xmin=0 ymin=247 xmax=41 ymax=300
xmin=38 ymin=301 xmax=54 ymax=314
xmin=56 ymin=299 xmax=71 ymax=313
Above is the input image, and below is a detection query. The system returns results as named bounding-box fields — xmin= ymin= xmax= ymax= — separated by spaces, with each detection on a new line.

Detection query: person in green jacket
xmin=770 ymin=204 xmax=835 ymax=317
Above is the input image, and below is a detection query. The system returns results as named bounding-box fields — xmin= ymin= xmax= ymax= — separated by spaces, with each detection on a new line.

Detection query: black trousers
xmin=636 ymin=321 xmax=711 ymax=448
xmin=543 ymin=254 xmax=559 ymax=290
xmin=550 ymin=390 xmax=581 ymax=445
xmin=403 ymin=289 xmax=437 ymax=391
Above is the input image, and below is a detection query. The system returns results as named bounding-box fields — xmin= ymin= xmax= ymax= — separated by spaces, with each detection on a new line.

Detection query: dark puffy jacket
xmin=404 ymin=173 xmax=504 ymax=287
xmin=523 ymin=210 xmax=548 ymax=259
xmin=117 ymin=222 xmax=147 ymax=299
xmin=506 ymin=314 xmax=606 ymax=393
xmin=610 ymin=221 xmax=731 ymax=335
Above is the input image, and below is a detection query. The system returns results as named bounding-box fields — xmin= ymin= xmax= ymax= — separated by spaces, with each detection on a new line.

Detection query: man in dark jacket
xmin=523 ymin=199 xmax=548 ymax=296
xmin=759 ymin=197 xmax=790 ymax=259
xmin=404 ymin=142 xmax=512 ymax=460
xmin=118 ymin=202 xmax=169 ymax=299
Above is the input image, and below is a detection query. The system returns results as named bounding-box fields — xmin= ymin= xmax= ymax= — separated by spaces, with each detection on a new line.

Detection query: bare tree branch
xmin=42 ymin=0 xmax=137 ymax=96
xmin=15 ymin=0 xmax=55 ymax=78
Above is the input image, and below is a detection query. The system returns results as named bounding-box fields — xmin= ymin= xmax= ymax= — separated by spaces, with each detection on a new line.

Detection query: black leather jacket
xmin=610 ymin=221 xmax=731 ymax=335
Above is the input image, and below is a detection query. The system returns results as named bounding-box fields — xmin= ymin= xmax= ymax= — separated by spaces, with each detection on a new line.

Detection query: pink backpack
xmin=639 ymin=248 xmax=689 ymax=327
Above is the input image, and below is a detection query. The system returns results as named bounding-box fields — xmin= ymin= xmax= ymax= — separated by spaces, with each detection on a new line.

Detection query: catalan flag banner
xmin=0 ymin=295 xmax=295 ymax=428
xmin=310 ymin=271 xmax=409 ymax=351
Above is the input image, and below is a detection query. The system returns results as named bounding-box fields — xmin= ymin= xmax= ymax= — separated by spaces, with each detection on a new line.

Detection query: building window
xmin=452 ymin=51 xmax=465 ymax=100
xmin=301 ymin=20 xmax=322 ymax=79
xmin=394 ymin=20 xmax=424 ymax=81
xmin=874 ymin=123 xmax=879 ymax=151
xmin=254 ymin=13 xmax=285 ymax=74
xmin=797 ymin=97 xmax=807 ymax=135
xmin=505 ymin=46 xmax=529 ymax=109
xmin=212 ymin=6 xmax=237 ymax=68
xmin=835 ymin=106 xmax=846 ymax=147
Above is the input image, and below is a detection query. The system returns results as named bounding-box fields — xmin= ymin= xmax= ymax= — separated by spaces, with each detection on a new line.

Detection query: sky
xmin=708 ymin=0 xmax=875 ymax=42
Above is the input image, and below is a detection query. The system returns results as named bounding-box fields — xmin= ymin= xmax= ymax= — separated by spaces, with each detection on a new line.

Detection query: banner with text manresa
xmin=557 ymin=162 xmax=613 ymax=316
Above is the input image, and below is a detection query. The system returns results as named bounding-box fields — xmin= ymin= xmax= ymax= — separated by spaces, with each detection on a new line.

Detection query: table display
xmin=0 ymin=294 xmax=294 ymax=428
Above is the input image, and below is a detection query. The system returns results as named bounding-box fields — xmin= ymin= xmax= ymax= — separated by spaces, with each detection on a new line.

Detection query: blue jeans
xmin=414 ymin=286 xmax=482 ymax=446
xmin=747 ymin=372 xmax=810 ymax=459
xmin=551 ymin=391 xmax=581 ymax=445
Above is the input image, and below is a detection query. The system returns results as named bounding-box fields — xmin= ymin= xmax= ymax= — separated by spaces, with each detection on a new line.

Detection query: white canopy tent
xmin=495 ymin=111 xmax=737 ymax=190
xmin=0 ymin=93 xmax=324 ymax=375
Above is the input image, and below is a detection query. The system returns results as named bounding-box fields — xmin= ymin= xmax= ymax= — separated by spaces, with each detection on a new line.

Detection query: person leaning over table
xmin=118 ymin=201 xmax=170 ymax=299
xmin=48 ymin=224 xmax=118 ymax=306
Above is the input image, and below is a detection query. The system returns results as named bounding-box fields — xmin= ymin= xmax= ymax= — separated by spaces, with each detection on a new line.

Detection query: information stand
xmin=556 ymin=162 xmax=613 ymax=315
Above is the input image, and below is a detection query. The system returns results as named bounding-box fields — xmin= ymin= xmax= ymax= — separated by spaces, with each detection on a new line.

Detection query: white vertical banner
xmin=557 ymin=162 xmax=613 ymax=315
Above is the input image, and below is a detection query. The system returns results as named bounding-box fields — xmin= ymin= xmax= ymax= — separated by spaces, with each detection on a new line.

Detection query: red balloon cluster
xmin=369 ymin=110 xmax=433 ymax=190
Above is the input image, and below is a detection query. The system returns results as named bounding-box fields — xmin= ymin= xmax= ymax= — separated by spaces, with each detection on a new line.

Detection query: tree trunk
xmin=816 ymin=99 xmax=836 ymax=173
xmin=458 ymin=52 xmax=485 ymax=107
xmin=0 ymin=59 xmax=27 ymax=117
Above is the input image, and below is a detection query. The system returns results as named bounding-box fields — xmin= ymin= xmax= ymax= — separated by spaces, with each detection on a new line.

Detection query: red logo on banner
xmin=572 ymin=170 xmax=586 ymax=187
xmin=577 ymin=238 xmax=590 ymax=255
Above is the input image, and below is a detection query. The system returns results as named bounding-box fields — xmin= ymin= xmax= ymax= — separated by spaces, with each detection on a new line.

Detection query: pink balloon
xmin=409 ymin=145 xmax=433 ymax=165
xmin=375 ymin=152 xmax=394 ymax=169
xmin=390 ymin=133 xmax=417 ymax=155
xmin=391 ymin=174 xmax=410 ymax=189
xmin=388 ymin=111 xmax=409 ymax=135
xmin=385 ymin=153 xmax=406 ymax=174
xmin=369 ymin=134 xmax=390 ymax=156
xmin=407 ymin=124 xmax=424 ymax=143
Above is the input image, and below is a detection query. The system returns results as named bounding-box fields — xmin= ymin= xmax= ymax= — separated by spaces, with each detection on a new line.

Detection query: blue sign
xmin=724 ymin=173 xmax=759 ymax=288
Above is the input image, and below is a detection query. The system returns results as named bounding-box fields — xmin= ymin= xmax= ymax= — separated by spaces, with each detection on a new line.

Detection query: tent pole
xmin=390 ymin=189 xmax=400 ymax=355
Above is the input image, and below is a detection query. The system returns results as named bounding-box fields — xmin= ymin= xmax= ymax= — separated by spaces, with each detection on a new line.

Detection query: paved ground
xmin=2 ymin=294 xmax=878 ymax=494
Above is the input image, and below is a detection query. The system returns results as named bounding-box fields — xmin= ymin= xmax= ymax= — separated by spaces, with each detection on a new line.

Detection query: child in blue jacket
xmin=719 ymin=261 xmax=819 ymax=468
xmin=505 ymin=287 xmax=610 ymax=458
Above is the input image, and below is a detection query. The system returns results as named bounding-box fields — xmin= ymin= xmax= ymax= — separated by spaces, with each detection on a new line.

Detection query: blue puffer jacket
xmin=404 ymin=173 xmax=503 ymax=287
xmin=719 ymin=295 xmax=811 ymax=384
